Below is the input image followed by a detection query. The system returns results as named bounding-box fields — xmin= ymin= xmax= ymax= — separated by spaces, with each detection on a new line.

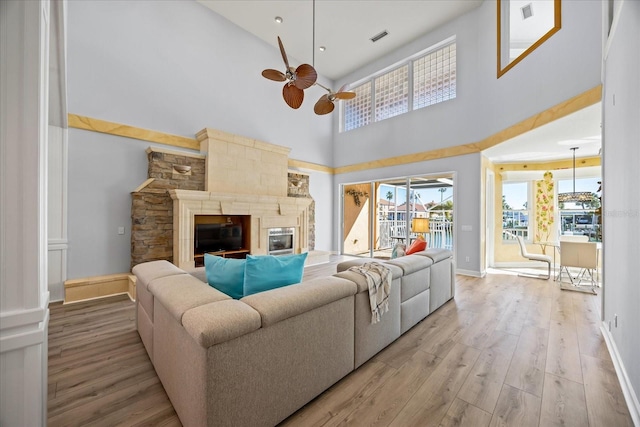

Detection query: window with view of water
xmin=502 ymin=181 xmax=530 ymax=241
xmin=342 ymin=38 xmax=456 ymax=132
xmin=558 ymin=177 xmax=601 ymax=241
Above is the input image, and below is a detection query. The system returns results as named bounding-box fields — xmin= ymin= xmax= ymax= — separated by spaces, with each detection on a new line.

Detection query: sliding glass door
xmin=341 ymin=174 xmax=454 ymax=258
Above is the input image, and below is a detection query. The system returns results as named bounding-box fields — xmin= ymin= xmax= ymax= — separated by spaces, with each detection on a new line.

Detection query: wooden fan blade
xmin=277 ymin=36 xmax=290 ymax=71
xmin=314 ymin=95 xmax=334 ymax=115
xmin=283 ymin=84 xmax=304 ymax=109
xmin=334 ymin=91 xmax=356 ymax=100
xmin=293 ymin=64 xmax=317 ymax=89
xmin=262 ymin=69 xmax=286 ymax=82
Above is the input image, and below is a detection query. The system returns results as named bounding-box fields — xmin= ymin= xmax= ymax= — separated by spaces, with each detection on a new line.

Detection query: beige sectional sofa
xmin=132 ymin=248 xmax=455 ymax=427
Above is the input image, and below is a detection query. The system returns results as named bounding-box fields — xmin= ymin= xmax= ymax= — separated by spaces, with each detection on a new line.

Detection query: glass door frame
xmin=339 ymin=172 xmax=456 ymax=259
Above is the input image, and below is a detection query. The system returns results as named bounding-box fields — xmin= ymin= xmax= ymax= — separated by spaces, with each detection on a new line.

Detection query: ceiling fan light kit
xmin=261 ymin=0 xmax=355 ymax=115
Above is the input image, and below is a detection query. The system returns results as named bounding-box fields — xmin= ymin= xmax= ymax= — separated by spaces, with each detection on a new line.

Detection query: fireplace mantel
xmin=170 ymin=189 xmax=312 ymax=269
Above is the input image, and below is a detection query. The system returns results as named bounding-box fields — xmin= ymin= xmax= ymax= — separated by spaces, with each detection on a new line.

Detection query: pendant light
xmin=557 ymin=147 xmax=593 ymax=203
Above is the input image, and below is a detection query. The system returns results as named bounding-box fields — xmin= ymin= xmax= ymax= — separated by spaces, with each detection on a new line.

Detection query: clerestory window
xmin=342 ymin=37 xmax=456 ymax=132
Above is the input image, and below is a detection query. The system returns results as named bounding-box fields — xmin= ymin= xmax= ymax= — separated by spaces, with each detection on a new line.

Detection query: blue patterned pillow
xmin=243 ymin=253 xmax=308 ymax=297
xmin=204 ymin=254 xmax=245 ymax=299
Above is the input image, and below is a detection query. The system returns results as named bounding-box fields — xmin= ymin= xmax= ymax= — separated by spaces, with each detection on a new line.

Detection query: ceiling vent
xmin=370 ymin=30 xmax=389 ymax=43
xmin=521 ymin=3 xmax=533 ymax=20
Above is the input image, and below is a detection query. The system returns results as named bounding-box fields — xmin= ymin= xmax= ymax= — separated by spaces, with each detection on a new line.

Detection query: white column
xmin=0 ymin=1 xmax=51 ymax=425
xmin=48 ymin=125 xmax=68 ymax=302
xmin=48 ymin=0 xmax=69 ymax=303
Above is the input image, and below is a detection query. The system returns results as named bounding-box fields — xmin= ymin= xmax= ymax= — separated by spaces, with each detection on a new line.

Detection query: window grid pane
xmin=413 ymin=43 xmax=457 ymax=110
xmin=343 ymin=82 xmax=372 ymax=131
xmin=374 ymin=65 xmax=409 ymax=122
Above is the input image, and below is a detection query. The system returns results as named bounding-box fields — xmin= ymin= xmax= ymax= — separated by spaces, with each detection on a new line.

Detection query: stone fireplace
xmin=131 ymin=128 xmax=313 ymax=270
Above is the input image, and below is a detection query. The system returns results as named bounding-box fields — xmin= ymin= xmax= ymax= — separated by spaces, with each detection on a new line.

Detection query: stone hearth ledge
xmin=170 ymin=189 xmax=312 ymax=269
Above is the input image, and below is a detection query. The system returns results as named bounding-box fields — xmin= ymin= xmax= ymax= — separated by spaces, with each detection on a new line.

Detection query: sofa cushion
xmin=243 ymin=253 xmax=308 ymax=297
xmin=182 ymin=300 xmax=262 ymax=347
xmin=242 ymin=276 xmax=356 ymax=327
xmin=401 ymin=290 xmax=430 ymax=334
xmin=415 ymin=248 xmax=453 ymax=263
xmin=333 ymin=269 xmax=399 ymax=293
xmin=336 ymin=258 xmax=404 ymax=279
xmin=386 ymin=254 xmax=433 ymax=275
xmin=184 ymin=266 xmax=207 ymax=284
xmin=150 ymin=274 xmax=230 ymax=322
xmin=336 ymin=257 xmax=376 ymax=272
xmin=204 ymin=254 xmax=245 ymax=299
xmin=132 ymin=260 xmax=185 ymax=291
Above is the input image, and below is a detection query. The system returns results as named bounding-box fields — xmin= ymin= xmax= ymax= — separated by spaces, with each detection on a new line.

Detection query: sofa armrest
xmin=241 ymin=276 xmax=357 ymax=327
xmin=182 ymin=300 xmax=262 ymax=347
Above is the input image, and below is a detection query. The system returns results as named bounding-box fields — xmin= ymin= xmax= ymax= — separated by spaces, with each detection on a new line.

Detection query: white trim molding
xmin=601 ymin=323 xmax=640 ymax=426
xmin=455 ymin=268 xmax=484 ymax=278
xmin=48 ymin=125 xmax=68 ymax=302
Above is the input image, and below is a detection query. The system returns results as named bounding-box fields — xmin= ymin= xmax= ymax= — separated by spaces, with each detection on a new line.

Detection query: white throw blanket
xmin=348 ymin=262 xmax=391 ymax=324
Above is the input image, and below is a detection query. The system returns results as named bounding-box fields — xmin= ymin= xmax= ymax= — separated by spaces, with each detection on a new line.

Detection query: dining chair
xmin=516 ymin=235 xmax=552 ymax=279
xmin=559 ymin=241 xmax=598 ymax=287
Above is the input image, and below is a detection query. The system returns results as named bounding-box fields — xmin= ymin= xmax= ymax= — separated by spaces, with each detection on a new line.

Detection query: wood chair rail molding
xmin=67 ymin=84 xmax=601 ymax=176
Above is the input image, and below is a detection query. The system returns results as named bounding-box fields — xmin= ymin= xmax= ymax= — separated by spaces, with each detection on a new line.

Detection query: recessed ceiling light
xmin=274 ymin=16 xmax=283 ymax=24
xmin=319 ymin=46 xmax=326 ymax=52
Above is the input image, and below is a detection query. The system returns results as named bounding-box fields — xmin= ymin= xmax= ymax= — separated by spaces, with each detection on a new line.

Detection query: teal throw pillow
xmin=204 ymin=254 xmax=245 ymax=299
xmin=391 ymin=243 xmax=406 ymax=259
xmin=243 ymin=253 xmax=308 ymax=297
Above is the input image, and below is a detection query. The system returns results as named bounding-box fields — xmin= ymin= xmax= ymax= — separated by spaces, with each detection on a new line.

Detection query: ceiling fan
xmin=261 ymin=36 xmax=317 ymax=109
xmin=261 ymin=0 xmax=355 ymax=115
xmin=314 ymin=83 xmax=356 ymax=115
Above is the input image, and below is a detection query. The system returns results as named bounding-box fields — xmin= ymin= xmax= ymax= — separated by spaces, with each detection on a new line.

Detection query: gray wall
xmin=331 ymin=0 xmax=602 ymax=275
xmin=66 ymin=1 xmax=335 ymax=278
xmin=602 ymin=0 xmax=640 ymax=419
xmin=332 ymin=0 xmax=602 ymax=167
xmin=67 ymin=129 xmax=184 ymax=278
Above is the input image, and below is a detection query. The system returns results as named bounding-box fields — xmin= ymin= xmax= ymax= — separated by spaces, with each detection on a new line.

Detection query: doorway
xmin=341 ymin=174 xmax=455 ymax=258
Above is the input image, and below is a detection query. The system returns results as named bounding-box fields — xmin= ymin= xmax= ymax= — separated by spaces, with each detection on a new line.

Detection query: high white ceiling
xmin=198 ymin=0 xmax=601 ymax=164
xmin=198 ymin=0 xmax=483 ymax=81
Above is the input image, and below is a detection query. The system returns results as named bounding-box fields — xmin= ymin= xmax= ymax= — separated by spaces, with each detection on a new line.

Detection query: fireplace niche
xmin=193 ymin=215 xmax=251 ymax=266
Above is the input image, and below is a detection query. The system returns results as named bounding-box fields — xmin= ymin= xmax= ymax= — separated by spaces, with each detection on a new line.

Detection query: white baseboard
xmin=600 ymin=322 xmax=640 ymax=426
xmin=492 ymin=261 xmax=551 ymax=268
xmin=455 ymin=268 xmax=483 ymax=277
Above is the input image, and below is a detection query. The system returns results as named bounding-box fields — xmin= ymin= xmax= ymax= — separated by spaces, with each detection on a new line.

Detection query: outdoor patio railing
xmin=378 ymin=215 xmax=453 ymax=250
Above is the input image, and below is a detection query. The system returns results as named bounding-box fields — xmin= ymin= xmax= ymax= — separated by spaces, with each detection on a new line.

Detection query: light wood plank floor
xmin=48 ymin=258 xmax=633 ymax=426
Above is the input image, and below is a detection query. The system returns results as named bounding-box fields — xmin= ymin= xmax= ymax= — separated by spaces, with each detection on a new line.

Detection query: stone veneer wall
xmin=131 ymin=149 xmax=205 ymax=269
xmin=288 ymin=172 xmax=315 ymax=251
